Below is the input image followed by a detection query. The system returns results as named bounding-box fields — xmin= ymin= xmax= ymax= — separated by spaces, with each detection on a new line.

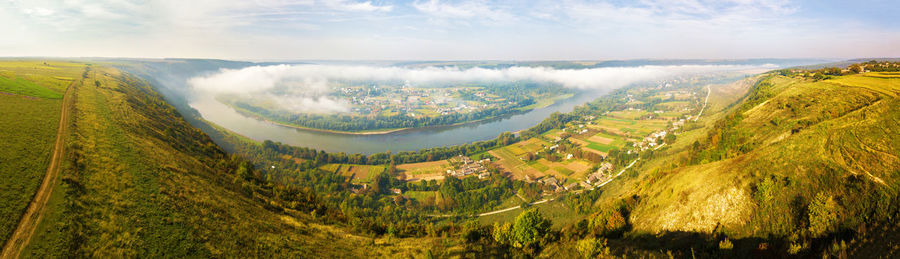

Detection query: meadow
xmin=319 ymin=163 xmax=387 ymax=183
xmin=589 ymin=117 xmax=668 ymax=138
xmin=0 ymin=61 xmax=82 ymax=246
xmin=0 ymin=60 xmax=83 ymax=98
xmin=0 ymin=95 xmax=61 ymax=246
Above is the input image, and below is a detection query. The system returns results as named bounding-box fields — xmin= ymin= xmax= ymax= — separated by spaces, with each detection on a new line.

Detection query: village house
xmin=539 ymin=176 xmax=563 ymax=192
xmin=446 ymin=155 xmax=488 ymax=177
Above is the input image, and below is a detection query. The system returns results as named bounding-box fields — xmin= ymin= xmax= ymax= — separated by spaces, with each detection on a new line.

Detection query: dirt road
xmin=1 ymin=76 xmax=77 ymax=259
xmin=693 ymin=85 xmax=711 ymax=121
xmin=477 ymin=198 xmax=553 ymax=217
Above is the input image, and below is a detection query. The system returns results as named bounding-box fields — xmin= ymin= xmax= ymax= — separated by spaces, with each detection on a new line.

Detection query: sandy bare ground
xmin=1 ymin=76 xmax=77 ymax=259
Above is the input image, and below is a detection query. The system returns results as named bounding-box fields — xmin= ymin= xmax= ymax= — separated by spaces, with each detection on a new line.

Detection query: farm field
xmin=488 ymin=138 xmax=549 ymax=180
xmin=397 ymin=160 xmax=450 ymax=182
xmin=542 ymin=129 xmax=565 ymax=139
xmin=651 ymin=91 xmax=693 ymax=101
xmin=589 ymin=117 xmax=668 ymax=138
xmin=404 ymin=190 xmax=437 ymax=201
xmin=0 ymin=94 xmax=63 ymax=247
xmin=319 ymin=163 xmax=387 ymax=183
xmin=538 ymin=159 xmax=592 ymax=180
xmin=0 ymin=60 xmax=83 ymax=248
xmin=490 ymin=138 xmax=595 ymax=182
xmin=606 ymin=109 xmax=649 ymax=120
xmin=655 ymin=100 xmax=692 ymax=109
xmin=0 ymin=61 xmax=85 ymax=97
xmin=579 ymin=131 xmax=628 ymax=153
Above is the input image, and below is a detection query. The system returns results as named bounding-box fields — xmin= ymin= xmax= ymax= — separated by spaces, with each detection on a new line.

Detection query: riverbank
xmin=226 ymin=93 xmax=577 ymax=136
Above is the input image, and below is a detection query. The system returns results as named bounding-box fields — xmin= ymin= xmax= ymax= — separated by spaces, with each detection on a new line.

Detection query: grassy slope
xmin=21 ymin=65 xmax=429 ymax=257
xmin=543 ymin=73 xmax=899 ymax=256
xmin=629 ymin=74 xmax=899 ymax=236
xmin=0 ymin=61 xmax=83 ymax=246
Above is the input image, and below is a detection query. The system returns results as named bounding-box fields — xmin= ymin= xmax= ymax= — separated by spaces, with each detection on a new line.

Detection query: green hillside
xmin=549 ymin=70 xmax=900 ymax=257
xmin=11 ymin=64 xmax=429 ymax=257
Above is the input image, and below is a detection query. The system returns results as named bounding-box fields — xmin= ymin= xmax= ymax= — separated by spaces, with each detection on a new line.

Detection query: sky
xmin=1 ymin=0 xmax=898 ymax=60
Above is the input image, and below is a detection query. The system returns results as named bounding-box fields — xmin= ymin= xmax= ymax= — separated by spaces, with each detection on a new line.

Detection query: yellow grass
xmin=397 ymin=160 xmax=450 ymax=181
xmin=587 ymin=134 xmax=615 ymax=144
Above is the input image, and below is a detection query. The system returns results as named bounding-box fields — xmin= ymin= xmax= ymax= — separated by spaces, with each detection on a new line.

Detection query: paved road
xmin=1 ymin=74 xmax=78 ymax=259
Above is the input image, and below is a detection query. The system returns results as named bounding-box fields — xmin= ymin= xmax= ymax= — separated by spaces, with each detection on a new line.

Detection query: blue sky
xmin=1 ymin=0 xmax=897 ymax=60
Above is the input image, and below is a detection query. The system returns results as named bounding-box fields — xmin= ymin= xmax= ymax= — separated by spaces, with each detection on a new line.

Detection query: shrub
xmin=718 ymin=238 xmax=733 ymax=250
xmin=787 ymin=241 xmax=806 ymax=255
xmin=492 ymin=222 xmax=512 ymax=246
xmin=511 ymin=209 xmax=551 ymax=249
xmin=754 ymin=177 xmax=777 ymax=205
xmin=808 ymin=192 xmax=839 ymax=237
xmin=576 ymin=237 xmax=607 ymax=258
xmin=588 ymin=209 xmax=627 ymax=237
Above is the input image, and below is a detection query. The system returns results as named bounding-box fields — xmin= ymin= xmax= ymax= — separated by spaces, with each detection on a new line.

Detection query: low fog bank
xmin=188 ymin=63 xmax=778 ymax=114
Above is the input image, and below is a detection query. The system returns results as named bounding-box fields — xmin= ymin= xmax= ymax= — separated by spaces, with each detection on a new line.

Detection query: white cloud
xmin=561 ymin=0 xmax=798 ymax=31
xmin=1 ymin=0 xmax=897 ymax=60
xmin=413 ymin=0 xmax=515 ymax=24
xmin=188 ymin=63 xmax=775 ymax=114
xmin=322 ymin=0 xmax=393 ymax=12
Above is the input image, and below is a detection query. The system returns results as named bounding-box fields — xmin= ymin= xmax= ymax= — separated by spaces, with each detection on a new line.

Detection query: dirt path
xmin=478 ymin=198 xmax=553 ymax=217
xmin=591 ymin=158 xmax=639 ymax=190
xmin=693 ymin=85 xmax=711 ymax=121
xmin=1 ymin=76 xmax=77 ymax=259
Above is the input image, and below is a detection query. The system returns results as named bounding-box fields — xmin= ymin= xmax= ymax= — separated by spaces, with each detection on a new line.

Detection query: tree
xmin=511 ymin=209 xmax=551 ymax=249
xmin=492 ymin=222 xmax=512 ymax=246
xmin=372 ymin=171 xmax=391 ymax=194
xmin=849 ymin=64 xmax=862 ymax=74
xmin=808 ymin=192 xmax=839 ymax=237
xmin=588 ymin=209 xmax=627 ymax=237
xmin=664 ymin=133 xmax=676 ymax=144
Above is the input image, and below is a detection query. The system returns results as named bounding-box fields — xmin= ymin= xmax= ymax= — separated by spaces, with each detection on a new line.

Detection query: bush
xmin=492 ymin=222 xmax=513 ymax=246
xmin=511 ymin=209 xmax=552 ymax=249
xmin=576 ymin=237 xmax=608 ymax=258
xmin=718 ymin=238 xmax=733 ymax=250
xmin=754 ymin=177 xmax=777 ymax=205
xmin=588 ymin=209 xmax=627 ymax=237
xmin=808 ymin=192 xmax=839 ymax=237
xmin=787 ymin=241 xmax=806 ymax=255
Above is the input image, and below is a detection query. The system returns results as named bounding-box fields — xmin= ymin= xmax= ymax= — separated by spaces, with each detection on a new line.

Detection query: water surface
xmin=190 ymin=91 xmax=603 ymax=154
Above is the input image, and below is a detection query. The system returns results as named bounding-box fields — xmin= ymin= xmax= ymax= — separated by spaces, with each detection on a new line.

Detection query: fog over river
xmin=122 ymin=60 xmax=818 ymax=155
xmin=189 ymin=91 xmax=601 ymax=154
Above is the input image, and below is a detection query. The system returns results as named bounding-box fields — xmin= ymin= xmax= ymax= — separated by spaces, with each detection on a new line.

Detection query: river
xmin=190 ymin=90 xmax=604 ymax=154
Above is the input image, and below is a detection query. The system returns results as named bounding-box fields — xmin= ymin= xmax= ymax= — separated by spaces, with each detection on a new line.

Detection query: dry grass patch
xmin=587 ymin=134 xmax=615 ymax=144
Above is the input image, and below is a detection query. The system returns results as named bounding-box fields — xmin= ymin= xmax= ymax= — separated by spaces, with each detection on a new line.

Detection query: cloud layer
xmin=1 ymin=0 xmax=897 ymax=59
xmin=189 ymin=63 xmax=774 ymax=114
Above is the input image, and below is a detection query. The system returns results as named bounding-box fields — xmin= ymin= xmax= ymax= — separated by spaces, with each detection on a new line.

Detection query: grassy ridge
xmin=21 ymin=65 xmax=428 ymax=257
xmin=536 ymin=73 xmax=899 ymax=257
xmin=648 ymin=74 xmax=899 ymax=233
